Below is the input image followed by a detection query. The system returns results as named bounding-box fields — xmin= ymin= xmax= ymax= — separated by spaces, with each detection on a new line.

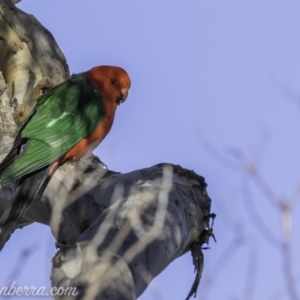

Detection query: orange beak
xmin=121 ymin=87 xmax=129 ymax=102
xmin=117 ymin=87 xmax=129 ymax=105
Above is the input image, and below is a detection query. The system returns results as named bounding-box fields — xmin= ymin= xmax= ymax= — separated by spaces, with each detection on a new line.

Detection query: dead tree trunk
xmin=0 ymin=1 xmax=214 ymax=299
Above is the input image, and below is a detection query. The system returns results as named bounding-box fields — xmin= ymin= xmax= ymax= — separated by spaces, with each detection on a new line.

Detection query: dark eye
xmin=110 ymin=78 xmax=116 ymax=85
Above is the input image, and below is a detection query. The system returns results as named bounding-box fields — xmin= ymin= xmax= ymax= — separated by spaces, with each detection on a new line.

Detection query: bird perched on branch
xmin=0 ymin=65 xmax=131 ymax=250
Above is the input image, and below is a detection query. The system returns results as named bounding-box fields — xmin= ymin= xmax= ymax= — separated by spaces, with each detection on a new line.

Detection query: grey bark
xmin=0 ymin=1 xmax=214 ymax=299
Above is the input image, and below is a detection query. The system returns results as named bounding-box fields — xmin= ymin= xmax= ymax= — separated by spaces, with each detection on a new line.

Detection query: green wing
xmin=0 ymin=73 xmax=104 ymax=184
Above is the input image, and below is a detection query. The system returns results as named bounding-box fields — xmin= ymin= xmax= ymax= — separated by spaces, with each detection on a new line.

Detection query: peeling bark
xmin=0 ymin=1 xmax=214 ymax=299
xmin=0 ymin=0 xmax=69 ymax=128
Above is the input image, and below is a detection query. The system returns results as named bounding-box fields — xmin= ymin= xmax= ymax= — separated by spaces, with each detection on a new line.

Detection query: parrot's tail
xmin=0 ymin=165 xmax=55 ymax=251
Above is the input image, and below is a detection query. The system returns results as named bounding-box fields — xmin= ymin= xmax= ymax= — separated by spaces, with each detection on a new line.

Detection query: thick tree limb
xmin=0 ymin=2 xmax=214 ymax=299
xmin=50 ymin=164 xmax=211 ymax=299
xmin=0 ymin=0 xmax=69 ymax=128
xmin=0 ymin=0 xmax=69 ymax=227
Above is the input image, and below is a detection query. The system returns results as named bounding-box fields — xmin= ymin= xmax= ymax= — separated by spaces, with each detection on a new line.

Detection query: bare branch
xmin=50 ymin=164 xmax=211 ymax=299
xmin=0 ymin=0 xmax=69 ymax=129
xmin=10 ymin=0 xmax=21 ymax=4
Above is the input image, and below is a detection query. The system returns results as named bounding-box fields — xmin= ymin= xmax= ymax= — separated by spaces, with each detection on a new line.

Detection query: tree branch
xmin=51 ymin=164 xmax=211 ymax=299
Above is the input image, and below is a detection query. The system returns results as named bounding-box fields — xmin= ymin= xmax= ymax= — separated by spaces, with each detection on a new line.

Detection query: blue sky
xmin=0 ymin=0 xmax=300 ymax=299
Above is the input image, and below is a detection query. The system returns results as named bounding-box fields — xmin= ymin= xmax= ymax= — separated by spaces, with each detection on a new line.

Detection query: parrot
xmin=0 ymin=65 xmax=131 ymax=250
